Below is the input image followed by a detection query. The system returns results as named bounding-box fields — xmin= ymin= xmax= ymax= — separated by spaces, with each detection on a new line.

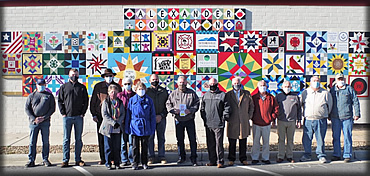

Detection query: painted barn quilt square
xmin=43 ymin=53 xmax=65 ymax=75
xmin=349 ymin=53 xmax=369 ymax=75
xmin=212 ymin=20 xmax=223 ymax=31
xmin=86 ymin=52 xmax=108 ymax=76
xmin=130 ymin=31 xmax=152 ymax=52
xmin=263 ymin=75 xmax=284 ymax=97
xmin=212 ymin=8 xmax=223 ymax=20
xmin=306 ymin=53 xmax=327 ymax=75
xmin=174 ymin=52 xmax=196 ymax=75
xmin=22 ymin=75 xmax=43 ymax=97
xmin=305 ymin=75 xmax=328 ymax=89
xmin=86 ymin=31 xmax=107 ymax=54
xmin=348 ymin=75 xmax=369 ymax=97
xmin=174 ymin=75 xmax=196 ymax=91
xmin=197 ymin=53 xmax=218 ymax=75
xmin=222 ymin=20 xmax=235 ymax=31
xmin=2 ymin=53 xmax=22 ymax=75
xmin=23 ymin=32 xmax=43 ymax=53
xmin=285 ymin=53 xmax=305 ymax=75
xmin=305 ymin=31 xmax=327 ymax=53
xmin=201 ymin=20 xmax=212 ymax=31
xmin=1 ymin=31 xmax=22 ymax=54
xmin=285 ymin=32 xmax=305 ymax=52
xmin=196 ymin=75 xmax=218 ymax=97
xmin=44 ymin=32 xmax=63 ymax=53
xmin=87 ymin=75 xmax=105 ymax=97
xmin=218 ymin=52 xmax=262 ymax=95
xmin=349 ymin=32 xmax=370 ymax=53
xmin=174 ymin=31 xmax=195 ymax=53
xmin=157 ymin=8 xmax=168 ymax=20
xmin=196 ymin=31 xmax=218 ymax=53
xmin=262 ymin=53 xmax=284 ymax=75
xmin=168 ymin=20 xmax=180 ymax=31
xmin=179 ymin=19 xmax=191 ymax=31
xmin=328 ymin=53 xmax=348 ymax=75
xmin=239 ymin=31 xmax=263 ymax=53
xmin=285 ymin=75 xmax=305 ymax=95
xmin=327 ymin=32 xmax=348 ymax=53
xmin=261 ymin=31 xmax=285 ymax=53
xmin=64 ymin=31 xmax=86 ymax=53
xmin=152 ymin=31 xmax=172 ymax=52
xmin=43 ymin=75 xmax=68 ymax=97
xmin=179 ymin=8 xmax=191 ymax=20
xmin=108 ymin=31 xmax=126 ymax=53
xmin=124 ymin=20 xmax=136 ymax=31
xmin=159 ymin=75 xmax=174 ymax=94
xmin=152 ymin=52 xmax=174 ymax=75
xmin=64 ymin=53 xmax=86 ymax=75
xmin=108 ymin=53 xmax=152 ymax=87
xmin=219 ymin=31 xmax=239 ymax=52
xmin=124 ymin=8 xmax=136 ymax=20
xmin=157 ymin=20 xmax=169 ymax=31
xmin=23 ymin=53 xmax=43 ymax=75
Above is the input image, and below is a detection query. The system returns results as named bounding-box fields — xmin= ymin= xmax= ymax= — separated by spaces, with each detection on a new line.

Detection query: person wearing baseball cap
xmin=329 ymin=73 xmax=360 ymax=163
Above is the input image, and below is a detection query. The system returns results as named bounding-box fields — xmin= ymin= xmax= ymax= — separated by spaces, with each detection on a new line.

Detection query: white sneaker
xmin=300 ymin=155 xmax=312 ymax=162
xmin=319 ymin=157 xmax=327 ymax=163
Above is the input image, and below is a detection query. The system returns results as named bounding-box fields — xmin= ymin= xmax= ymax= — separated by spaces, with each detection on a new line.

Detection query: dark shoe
xmin=42 ymin=160 xmax=52 ymax=167
xmin=206 ymin=163 xmax=217 ymax=166
xmin=25 ymin=161 xmax=35 ymax=167
xmin=191 ymin=160 xmax=198 ymax=166
xmin=331 ymin=156 xmax=341 ymax=161
xmin=98 ymin=160 xmax=106 ymax=165
xmin=252 ymin=160 xmax=259 ymax=165
xmin=106 ymin=165 xmax=114 ymax=170
xmin=217 ymin=164 xmax=224 ymax=168
xmin=148 ymin=158 xmax=154 ymax=164
xmin=228 ymin=161 xmax=234 ymax=166
xmin=160 ymin=158 xmax=167 ymax=164
xmin=76 ymin=160 xmax=86 ymax=166
xmin=277 ymin=158 xmax=284 ymax=163
xmin=242 ymin=160 xmax=249 ymax=165
xmin=344 ymin=158 xmax=351 ymax=163
xmin=177 ymin=158 xmax=186 ymax=164
xmin=61 ymin=162 xmax=69 ymax=168
xmin=287 ymin=158 xmax=295 ymax=163
xmin=143 ymin=164 xmax=149 ymax=169
xmin=132 ymin=164 xmax=139 ymax=170
xmin=262 ymin=160 xmax=271 ymax=164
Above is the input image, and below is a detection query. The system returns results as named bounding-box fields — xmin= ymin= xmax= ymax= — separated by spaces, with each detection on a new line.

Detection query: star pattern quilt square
xmin=305 ymin=31 xmax=327 ymax=53
xmin=22 ymin=75 xmax=43 ymax=97
xmin=349 ymin=32 xmax=370 ymax=53
xmin=23 ymin=32 xmax=43 ymax=53
xmin=327 ymin=53 xmax=348 ymax=75
xmin=152 ymin=31 xmax=173 ymax=52
xmin=87 ymin=75 xmax=105 ymax=97
xmin=86 ymin=31 xmax=107 ymax=54
xmin=305 ymin=75 xmax=328 ymax=89
xmin=64 ymin=53 xmax=86 ymax=75
xmin=195 ymin=31 xmax=218 ymax=53
xmin=158 ymin=75 xmax=175 ymax=94
xmin=1 ymin=31 xmax=23 ymax=54
xmin=196 ymin=75 xmax=218 ymax=97
xmin=261 ymin=31 xmax=285 ymax=53
xmin=285 ymin=32 xmax=305 ymax=52
xmin=86 ymin=52 xmax=108 ymax=76
xmin=262 ymin=52 xmax=284 ymax=75
xmin=284 ymin=75 xmax=305 ymax=95
xmin=218 ymin=52 xmax=262 ymax=95
xmin=174 ymin=75 xmax=196 ymax=91
xmin=197 ymin=53 xmax=218 ymax=75
xmin=348 ymin=53 xmax=369 ymax=75
xmin=239 ymin=31 xmax=262 ymax=53
xmin=44 ymin=32 xmax=63 ymax=53
xmin=152 ymin=52 xmax=174 ymax=75
xmin=2 ymin=53 xmax=22 ymax=75
xmin=348 ymin=75 xmax=369 ymax=97
xmin=43 ymin=53 xmax=65 ymax=75
xmin=108 ymin=53 xmax=152 ymax=87
xmin=108 ymin=31 xmax=128 ymax=53
xmin=174 ymin=31 xmax=196 ymax=53
xmin=305 ymin=53 xmax=327 ymax=75
xmin=219 ymin=31 xmax=239 ymax=52
xmin=284 ymin=53 xmax=305 ymax=75
xmin=43 ymin=75 xmax=68 ymax=97
xmin=327 ymin=32 xmax=348 ymax=53
xmin=131 ymin=31 xmax=152 ymax=52
xmin=263 ymin=75 xmax=284 ymax=97
xmin=174 ymin=52 xmax=196 ymax=75
xmin=64 ymin=31 xmax=86 ymax=53
xmin=22 ymin=53 xmax=43 ymax=75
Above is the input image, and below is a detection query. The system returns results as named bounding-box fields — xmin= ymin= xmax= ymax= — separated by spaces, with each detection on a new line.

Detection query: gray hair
xmin=232 ymin=76 xmax=242 ymax=83
xmin=282 ymin=80 xmax=291 ymax=87
xmin=123 ymin=78 xmax=133 ymax=84
xmin=177 ymin=76 xmax=187 ymax=82
xmin=258 ymin=80 xmax=266 ymax=86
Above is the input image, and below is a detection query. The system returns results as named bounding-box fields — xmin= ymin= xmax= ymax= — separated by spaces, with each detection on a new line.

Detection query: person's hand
xmin=354 ymin=116 xmax=360 ymax=121
xmin=156 ymin=115 xmax=162 ymax=123
xmin=174 ymin=109 xmax=180 ymax=114
xmin=271 ymin=121 xmax=276 ymax=128
xmin=93 ymin=116 xmax=98 ymax=123
xmin=297 ymin=121 xmax=302 ymax=128
xmin=185 ymin=109 xmax=191 ymax=115
xmin=62 ymin=114 xmax=66 ymax=118
xmin=80 ymin=114 xmax=84 ymax=118
xmin=35 ymin=117 xmax=44 ymax=124
xmin=114 ymin=123 xmax=120 ymax=129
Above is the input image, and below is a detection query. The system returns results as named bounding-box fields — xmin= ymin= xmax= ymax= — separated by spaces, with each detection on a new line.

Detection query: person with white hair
xmin=300 ymin=76 xmax=333 ymax=163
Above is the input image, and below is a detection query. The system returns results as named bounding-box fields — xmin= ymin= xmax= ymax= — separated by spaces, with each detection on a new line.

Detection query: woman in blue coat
xmin=125 ymin=81 xmax=156 ymax=170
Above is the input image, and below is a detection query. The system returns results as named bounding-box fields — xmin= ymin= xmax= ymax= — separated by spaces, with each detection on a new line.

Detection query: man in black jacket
xmin=200 ymin=78 xmax=230 ymax=168
xmin=58 ymin=68 xmax=88 ymax=167
xmin=90 ymin=68 xmax=122 ymax=165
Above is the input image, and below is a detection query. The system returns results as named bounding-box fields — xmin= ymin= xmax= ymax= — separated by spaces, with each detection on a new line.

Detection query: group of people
xmin=24 ymin=67 xmax=361 ymax=170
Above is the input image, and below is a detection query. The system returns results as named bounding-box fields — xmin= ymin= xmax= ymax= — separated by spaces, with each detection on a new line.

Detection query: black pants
xmin=97 ymin=115 xmax=105 ymax=162
xmin=132 ymin=135 xmax=149 ymax=165
xmin=228 ymin=138 xmax=247 ymax=162
xmin=205 ymin=127 xmax=224 ymax=164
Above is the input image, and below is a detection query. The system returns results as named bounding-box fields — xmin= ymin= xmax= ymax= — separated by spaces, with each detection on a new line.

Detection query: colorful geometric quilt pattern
xmin=1 ymin=31 xmax=23 ymax=54
xmin=349 ymin=32 xmax=370 ymax=53
xmin=64 ymin=31 xmax=86 ymax=53
xmin=262 ymin=53 xmax=284 ymax=75
xmin=285 ymin=32 xmax=305 ymax=52
xmin=22 ymin=75 xmax=43 ymax=97
xmin=196 ymin=75 xmax=218 ymax=97
xmin=306 ymin=53 xmax=327 ymax=75
xmin=197 ymin=53 xmax=218 ymax=74
xmin=158 ymin=75 xmax=175 ymax=94
xmin=64 ymin=53 xmax=86 ymax=75
xmin=284 ymin=75 xmax=305 ymax=95
xmin=219 ymin=31 xmax=239 ymax=52
xmin=44 ymin=32 xmax=63 ymax=53
xmin=86 ymin=52 xmax=107 ymax=76
xmin=328 ymin=53 xmax=348 ymax=75
xmin=152 ymin=31 xmax=173 ymax=52
xmin=174 ymin=52 xmax=196 ymax=75
xmin=348 ymin=53 xmax=369 ymax=75
xmin=131 ymin=31 xmax=152 ymax=52
xmin=43 ymin=53 xmax=65 ymax=75
xmin=108 ymin=31 xmax=126 ymax=53
xmin=285 ymin=53 xmax=305 ymax=75
xmin=23 ymin=32 xmax=43 ymax=53
xmin=327 ymin=32 xmax=348 ymax=53
xmin=43 ymin=75 xmax=68 ymax=96
xmin=305 ymin=31 xmax=327 ymax=53
xmin=2 ymin=53 xmax=22 ymax=75
xmin=86 ymin=31 xmax=107 ymax=53
xmin=239 ymin=31 xmax=262 ymax=53
xmin=263 ymin=75 xmax=284 ymax=96
xmin=23 ymin=54 xmax=43 ymax=75
xmin=261 ymin=31 xmax=285 ymax=53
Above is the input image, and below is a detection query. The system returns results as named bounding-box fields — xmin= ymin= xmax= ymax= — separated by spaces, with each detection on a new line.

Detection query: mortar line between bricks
xmin=7 ymin=135 xmax=29 ymax=147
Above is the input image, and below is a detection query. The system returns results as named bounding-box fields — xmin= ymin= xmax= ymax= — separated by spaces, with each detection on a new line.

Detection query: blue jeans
xmin=63 ymin=116 xmax=84 ymax=162
xmin=121 ymin=133 xmax=133 ymax=163
xmin=104 ymin=133 xmax=121 ymax=167
xmin=331 ymin=117 xmax=353 ymax=159
xmin=28 ymin=120 xmax=50 ymax=162
xmin=148 ymin=117 xmax=166 ymax=159
xmin=175 ymin=119 xmax=197 ymax=160
xmin=302 ymin=118 xmax=327 ymax=159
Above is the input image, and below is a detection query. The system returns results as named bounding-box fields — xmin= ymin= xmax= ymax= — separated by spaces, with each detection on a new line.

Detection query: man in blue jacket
xmin=329 ymin=74 xmax=360 ymax=163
